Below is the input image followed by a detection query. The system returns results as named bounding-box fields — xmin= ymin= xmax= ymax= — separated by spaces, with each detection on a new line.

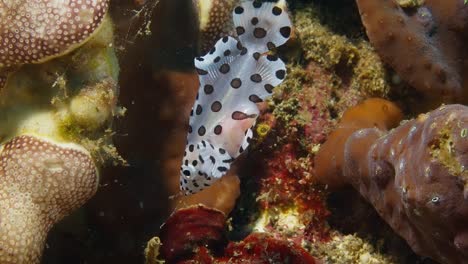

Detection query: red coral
xmin=159 ymin=205 xmax=318 ymax=264
xmin=159 ymin=205 xmax=227 ymax=263
xmin=255 ymin=143 xmax=331 ymax=242
xmin=220 ymin=233 xmax=317 ymax=264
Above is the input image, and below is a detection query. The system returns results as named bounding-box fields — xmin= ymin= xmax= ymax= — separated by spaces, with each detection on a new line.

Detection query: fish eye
xmin=181 ymin=164 xmax=197 ymax=180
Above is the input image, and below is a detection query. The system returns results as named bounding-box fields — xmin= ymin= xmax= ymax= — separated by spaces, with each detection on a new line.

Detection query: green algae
xmin=294 ymin=6 xmax=390 ymax=97
xmin=430 ymin=125 xmax=468 ymax=185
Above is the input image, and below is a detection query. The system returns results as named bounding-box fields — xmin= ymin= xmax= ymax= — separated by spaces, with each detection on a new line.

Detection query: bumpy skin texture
xmin=356 ymin=0 xmax=468 ymax=103
xmin=0 ymin=135 xmax=98 ymax=264
xmin=316 ymin=100 xmax=468 ymax=264
xmin=0 ymin=0 xmax=109 ymax=68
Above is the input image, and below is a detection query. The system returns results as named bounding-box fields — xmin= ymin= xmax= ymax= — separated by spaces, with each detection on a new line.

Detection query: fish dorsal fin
xmin=194 ymin=36 xmax=244 ymax=85
xmin=236 ymin=127 xmax=253 ymax=157
xmin=233 ymin=0 xmax=292 ymax=53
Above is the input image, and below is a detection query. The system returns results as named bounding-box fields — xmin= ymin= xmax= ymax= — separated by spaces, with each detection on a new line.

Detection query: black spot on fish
xmin=240 ymin=47 xmax=248 ymax=55
xmin=219 ymin=148 xmax=226 ymax=154
xmin=253 ymin=52 xmax=260 ymax=60
xmin=267 ymin=54 xmax=278 ymax=61
xmin=272 ymin=6 xmax=282 ymax=16
xmin=210 ymin=156 xmax=216 ymax=163
xmin=253 ymin=27 xmax=267 ymax=38
xmin=183 ymin=170 xmax=190 ymax=176
xmin=234 ymin=6 xmax=244 ymax=14
xmin=249 ymin=94 xmax=262 ymax=103
xmin=276 ymin=69 xmax=286 ymax=79
xmin=199 ymin=155 xmax=204 ymax=163
xmin=211 ymin=101 xmax=222 ymax=112
xmin=267 ymin=42 xmax=276 ymax=50
xmin=189 ymin=144 xmax=194 ymax=152
xmin=214 ymin=125 xmax=222 ymax=135
xmin=196 ymin=68 xmax=208 ymax=75
xmin=196 ymin=105 xmax=203 ymax=115
xmin=253 ymin=1 xmax=262 ymax=8
xmin=222 ymin=36 xmax=229 ymax=43
xmin=251 ymin=17 xmax=259 ymax=25
xmin=236 ymin=26 xmax=245 ymax=35
xmin=264 ymin=84 xmax=274 ymax=93
xmin=231 ymin=78 xmax=242 ymax=88
xmin=219 ymin=63 xmax=230 ymax=74
xmin=188 ymin=125 xmax=192 ymax=133
xmin=209 ymin=46 xmax=216 ymax=54
xmin=204 ymin=84 xmax=214 ymax=94
xmin=250 ymin=74 xmax=262 ymax=83
xmin=217 ymin=166 xmax=228 ymax=172
xmin=192 ymin=160 xmax=198 ymax=166
xmin=280 ymin=26 xmax=291 ymax=38
xmin=198 ymin=126 xmax=206 ymax=136
xmin=232 ymin=111 xmax=256 ymax=120
xmin=224 ymin=50 xmax=231 ymax=56
xmin=214 ymin=56 xmax=221 ymax=63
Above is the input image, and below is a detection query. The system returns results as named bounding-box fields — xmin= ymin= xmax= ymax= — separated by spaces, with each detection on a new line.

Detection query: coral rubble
xmin=315 ymin=99 xmax=468 ymax=264
xmin=356 ymin=0 xmax=468 ymax=104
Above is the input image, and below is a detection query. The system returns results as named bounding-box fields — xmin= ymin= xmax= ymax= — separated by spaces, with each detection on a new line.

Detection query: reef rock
xmin=315 ymin=99 xmax=468 ymax=264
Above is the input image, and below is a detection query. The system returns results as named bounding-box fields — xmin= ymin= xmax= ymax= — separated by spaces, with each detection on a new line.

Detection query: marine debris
xmin=315 ymin=99 xmax=468 ymax=264
xmin=356 ymin=0 xmax=468 ymax=104
xmin=179 ymin=0 xmax=292 ymax=195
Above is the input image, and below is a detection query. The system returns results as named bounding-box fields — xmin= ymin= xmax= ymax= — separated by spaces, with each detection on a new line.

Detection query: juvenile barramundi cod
xmin=180 ymin=0 xmax=291 ymax=195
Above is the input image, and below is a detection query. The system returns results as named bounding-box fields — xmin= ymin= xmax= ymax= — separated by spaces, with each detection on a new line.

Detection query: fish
xmin=180 ymin=0 xmax=292 ymax=195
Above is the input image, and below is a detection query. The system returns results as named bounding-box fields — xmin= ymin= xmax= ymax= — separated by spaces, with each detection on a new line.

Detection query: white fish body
xmin=180 ymin=0 xmax=292 ymax=195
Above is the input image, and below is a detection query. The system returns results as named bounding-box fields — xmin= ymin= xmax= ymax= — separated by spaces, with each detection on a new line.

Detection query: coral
xmin=0 ymin=135 xmax=98 ymax=263
xmin=159 ymin=205 xmax=227 ymax=263
xmin=0 ymin=8 xmax=121 ymax=263
xmin=315 ymin=99 xmax=468 ymax=264
xmin=0 ymin=16 xmax=121 ymax=164
xmin=0 ymin=0 xmax=110 ymax=88
xmin=308 ymin=233 xmax=397 ymax=264
xmin=144 ymin=237 xmax=164 ymax=264
xmin=193 ymin=0 xmax=238 ymax=53
xmin=252 ymin=143 xmax=331 ymax=243
xmin=315 ymin=98 xmax=403 ymax=188
xmin=356 ymin=0 xmax=468 ymax=103
xmin=156 ymin=204 xmax=318 ymax=263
